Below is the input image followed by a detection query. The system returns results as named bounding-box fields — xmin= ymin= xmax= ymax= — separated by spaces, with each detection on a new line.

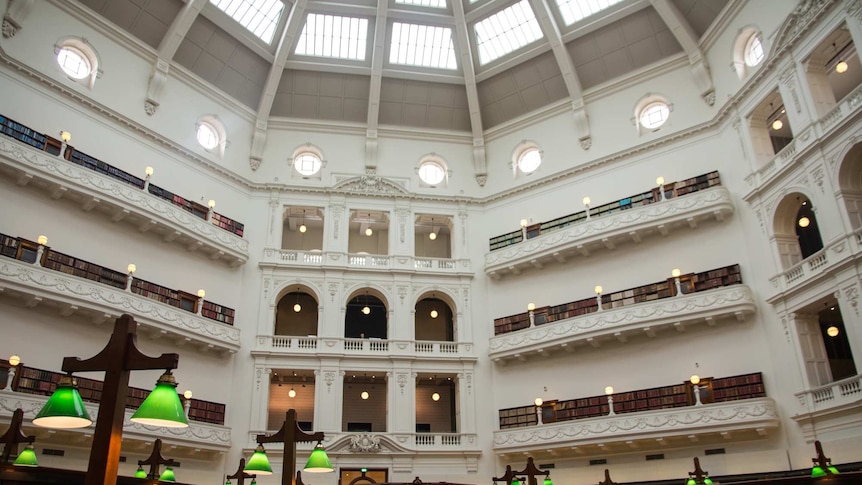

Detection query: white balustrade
xmin=257 ymin=336 xmax=474 ymax=359
xmin=796 ymin=374 xmax=862 ymax=413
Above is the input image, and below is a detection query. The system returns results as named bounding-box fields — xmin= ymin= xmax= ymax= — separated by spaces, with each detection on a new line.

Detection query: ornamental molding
xmin=0 ymin=258 xmax=240 ymax=353
xmin=489 ymin=286 xmax=755 ymax=360
xmin=493 ymin=398 xmax=778 ymax=452
xmin=0 ymin=138 xmax=249 ymax=264
xmin=0 ymin=392 xmax=231 ymax=450
xmin=332 ymin=174 xmax=410 ymax=197
xmin=485 ymin=187 xmax=733 ymax=274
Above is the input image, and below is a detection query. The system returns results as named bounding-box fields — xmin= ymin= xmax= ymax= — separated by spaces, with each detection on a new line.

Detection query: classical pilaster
xmin=315 ymin=368 xmax=344 ymax=433
xmin=457 ymin=370 xmax=475 ymax=434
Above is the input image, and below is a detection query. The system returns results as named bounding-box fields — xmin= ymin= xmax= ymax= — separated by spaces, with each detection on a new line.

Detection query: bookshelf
xmin=0 ymin=232 xmax=236 ymax=326
xmin=493 ymin=264 xmax=742 ymax=336
xmin=498 ymin=372 xmax=765 ymax=429
xmin=488 ymin=171 xmax=722 ymax=251
xmin=0 ymin=112 xmax=246 ymax=239
xmin=14 ymin=365 xmax=226 ymax=425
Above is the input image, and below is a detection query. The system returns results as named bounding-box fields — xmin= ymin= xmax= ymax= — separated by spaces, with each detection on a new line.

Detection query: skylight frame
xmin=294 ymin=12 xmax=371 ymax=62
xmin=554 ymin=0 xmax=625 ymax=26
xmin=394 ymin=0 xmax=448 ymax=8
xmin=473 ymin=0 xmax=544 ymax=66
xmin=208 ymin=0 xmax=286 ymax=45
xmin=388 ymin=21 xmax=458 ymax=71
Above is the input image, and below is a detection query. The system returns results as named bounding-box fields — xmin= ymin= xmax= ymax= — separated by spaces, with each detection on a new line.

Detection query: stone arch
xmin=771 ymin=190 xmax=824 ymax=269
xmin=344 ymin=284 xmax=391 ymax=339
xmin=273 ymin=282 xmax=322 ymax=336
xmin=413 ymin=288 xmax=458 ymax=342
xmin=836 ymin=141 xmax=862 ymax=230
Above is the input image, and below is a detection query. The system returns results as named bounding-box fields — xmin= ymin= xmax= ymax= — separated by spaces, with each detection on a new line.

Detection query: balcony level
xmin=490 ymin=271 xmax=755 ymax=364
xmin=0 ymin=390 xmax=231 ymax=458
xmin=485 ymin=186 xmax=733 ymax=279
xmin=0 ymin=252 xmax=240 ymax=355
xmin=767 ymin=228 xmax=862 ymax=304
xmin=260 ymin=249 xmax=473 ymax=276
xmin=0 ymin=137 xmax=249 ymax=267
xmin=793 ymin=373 xmax=862 ymax=441
xmin=253 ymin=336 xmax=476 ymax=361
xmin=493 ymin=398 xmax=778 ymax=459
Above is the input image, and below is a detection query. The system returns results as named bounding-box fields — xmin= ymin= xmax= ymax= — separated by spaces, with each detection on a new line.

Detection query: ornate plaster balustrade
xmin=0 ymin=138 xmax=249 ymax=267
xmin=245 ymin=430 xmax=481 ymax=457
xmin=253 ymin=336 xmax=475 ymax=361
xmin=0 ymin=256 xmax=240 ymax=354
xmin=489 ymin=285 xmax=755 ymax=363
xmin=792 ymin=374 xmax=862 ymax=440
xmin=485 ymin=187 xmax=734 ymax=279
xmin=743 ymin=84 xmax=862 ymax=201
xmin=260 ymin=248 xmax=473 ymax=276
xmin=492 ymin=398 xmax=778 ymax=456
xmin=0 ymin=390 xmax=231 ymax=454
xmin=767 ymin=228 xmax=862 ymax=303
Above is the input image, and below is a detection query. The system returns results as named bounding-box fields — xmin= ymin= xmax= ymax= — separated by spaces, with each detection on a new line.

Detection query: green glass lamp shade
xmin=685 ymin=479 xmax=696 ymax=485
xmin=304 ymin=442 xmax=334 ymax=472
xmin=828 ymin=466 xmax=840 ymax=475
xmin=811 ymin=466 xmax=826 ymax=478
xmin=33 ymin=375 xmax=92 ymax=428
xmin=511 ymin=480 xmax=521 ymax=485
xmin=130 ymin=372 xmax=189 ymax=428
xmin=250 ymin=481 xmax=257 ymax=485
xmin=244 ymin=445 xmax=273 ymax=475
xmin=159 ymin=466 xmax=176 ymax=482
xmin=703 ymin=478 xmax=714 ymax=485
xmin=135 ymin=466 xmax=147 ymax=478
xmin=13 ymin=446 xmax=38 ymax=467
xmin=543 ymin=478 xmax=553 ymax=485
xmin=225 ymin=480 xmax=232 ymax=485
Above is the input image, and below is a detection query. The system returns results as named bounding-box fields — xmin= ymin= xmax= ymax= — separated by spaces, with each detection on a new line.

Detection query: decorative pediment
xmin=325 ymin=433 xmax=414 ymax=454
xmin=332 ymin=175 xmax=410 ymax=196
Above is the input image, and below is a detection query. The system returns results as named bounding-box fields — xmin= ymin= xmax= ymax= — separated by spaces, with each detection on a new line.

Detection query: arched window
xmin=345 ymin=292 xmax=388 ymax=339
xmin=275 ymin=288 xmax=319 ymax=336
xmin=195 ymin=115 xmax=226 ymax=157
xmin=55 ymin=37 xmax=100 ymax=89
xmin=512 ymin=141 xmax=542 ymax=177
xmin=291 ymin=144 xmax=325 ymax=179
xmin=417 ymin=155 xmax=448 ymax=187
xmin=733 ymin=27 xmax=765 ymax=79
xmin=634 ymin=94 xmax=671 ymax=134
xmin=415 ymin=295 xmax=454 ymax=342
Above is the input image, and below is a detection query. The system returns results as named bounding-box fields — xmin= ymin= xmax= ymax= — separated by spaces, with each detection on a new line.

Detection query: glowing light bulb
xmin=429 ymin=232 xmax=437 ymax=240
xmin=690 ymin=375 xmax=700 ymax=385
xmin=430 ymin=309 xmax=439 ymax=319
xmin=656 ymin=176 xmax=665 ymax=186
xmin=8 ymin=355 xmax=20 ymax=366
xmin=836 ymin=60 xmax=849 ymax=74
xmin=772 ymin=119 xmax=784 ymax=131
xmin=672 ymin=268 xmax=681 ymax=278
xmin=798 ymin=216 xmax=810 ymax=228
xmin=294 ymin=303 xmax=302 ymax=312
xmin=127 ymin=263 xmax=136 ymax=274
xmin=299 ymin=224 xmax=307 ymax=233
xmin=605 ymin=386 xmax=614 ymax=395
xmin=197 ymin=289 xmax=206 ymax=298
xmin=534 ymin=397 xmax=543 ymax=406
xmin=527 ymin=303 xmax=536 ymax=312
xmin=361 ymin=391 xmax=369 ymax=400
xmin=288 ymin=388 xmax=296 ymax=398
xmin=827 ymin=326 xmax=840 ymax=337
xmin=432 ymin=392 xmax=441 ymax=401
xmin=365 ymin=227 xmax=373 ymax=236
xmin=362 ymin=306 xmax=371 ymax=315
xmin=37 ymin=235 xmax=48 ymax=246
xmin=60 ymin=131 xmax=71 ymax=142
xmin=582 ymin=196 xmax=591 ymax=206
xmin=208 ymin=200 xmax=216 ymax=209
xmin=145 ymin=166 xmax=154 ymax=177
xmin=520 ymin=219 xmax=528 ymax=227
xmin=595 ymin=286 xmax=603 ymax=295
xmin=183 ymin=390 xmax=193 ymax=400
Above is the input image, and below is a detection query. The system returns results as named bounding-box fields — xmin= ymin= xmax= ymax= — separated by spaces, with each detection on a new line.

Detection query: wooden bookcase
xmin=200 ymin=300 xmax=235 ymax=325
xmin=711 ymin=372 xmax=766 ymax=401
xmin=42 ymin=249 xmax=127 ymax=289
xmin=14 ymin=366 xmax=226 ymax=425
xmin=211 ymin=212 xmax=244 ymax=237
xmin=67 ymin=149 xmax=145 ymax=189
xmin=498 ymin=404 xmax=538 ymax=429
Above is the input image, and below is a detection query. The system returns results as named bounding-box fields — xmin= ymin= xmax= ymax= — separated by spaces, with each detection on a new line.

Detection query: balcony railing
xmin=260 ymin=249 xmax=473 ymax=275
xmin=0 ymin=390 xmax=231 ymax=453
xmin=768 ymin=228 xmax=862 ymax=302
xmin=255 ymin=336 xmax=475 ymax=360
xmin=794 ymin=374 xmax=862 ymax=416
xmin=485 ymin=186 xmax=733 ymax=279
xmin=493 ymin=398 xmax=778 ymax=456
xmin=271 ymin=431 xmax=481 ymax=455
xmin=0 ymin=250 xmax=240 ymax=354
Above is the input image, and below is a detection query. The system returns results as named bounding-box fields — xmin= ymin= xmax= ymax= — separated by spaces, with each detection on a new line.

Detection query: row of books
xmin=0 ymin=112 xmax=246 ymax=239
xmin=488 ymin=171 xmax=722 ymax=251
xmin=14 ymin=366 xmax=226 ymax=425
xmin=493 ymin=264 xmax=743 ymax=336
xmin=0 ymin=232 xmax=237 ymax=326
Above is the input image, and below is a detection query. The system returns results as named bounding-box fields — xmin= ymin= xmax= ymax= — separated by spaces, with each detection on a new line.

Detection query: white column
xmin=249 ymin=366 xmax=272 ymax=432
xmin=457 ymin=370 xmax=476 ymax=434
xmin=389 ymin=370 xmax=414 ymax=433
xmin=315 ymin=367 xmax=343 ymax=433
xmin=324 ymin=200 xmax=348 ymax=253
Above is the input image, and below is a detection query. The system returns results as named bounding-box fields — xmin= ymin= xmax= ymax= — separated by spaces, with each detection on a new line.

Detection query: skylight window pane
xmin=296 ymin=13 xmax=368 ymax=61
xmin=555 ymin=0 xmax=624 ymax=26
xmin=395 ymin=0 xmax=447 ymax=8
xmin=389 ymin=22 xmax=457 ymax=69
xmin=209 ymin=0 xmax=284 ymax=44
xmin=474 ymin=0 xmax=543 ymax=65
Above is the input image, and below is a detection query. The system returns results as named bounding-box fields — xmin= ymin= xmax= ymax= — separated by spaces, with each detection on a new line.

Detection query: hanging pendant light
xmin=289 ymin=387 xmax=297 ymax=398
xmin=543 ymin=477 xmax=553 ymax=485
xmin=135 ymin=465 xmax=147 ymax=478
xmin=431 ymin=392 xmax=440 ymax=401
xmin=361 ymin=390 xmax=370 ymax=400
xmin=512 ymin=478 xmax=522 ymax=485
xmin=13 ymin=445 xmax=38 ymax=467
xmin=303 ymin=441 xmax=334 ymax=472
xmin=244 ymin=445 xmax=273 ymax=475
xmin=294 ymin=288 xmax=302 ymax=312
xmin=159 ymin=466 xmax=176 ymax=482
xmin=130 ymin=371 xmax=189 ymax=428
xmin=33 ymin=374 xmax=92 ymax=428
xmin=798 ymin=216 xmax=810 ymax=228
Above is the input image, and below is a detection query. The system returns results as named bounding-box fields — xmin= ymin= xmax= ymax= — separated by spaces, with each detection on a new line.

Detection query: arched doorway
xmin=345 ymin=291 xmax=387 ymax=339
xmin=275 ymin=287 xmax=319 ymax=336
xmin=772 ymin=193 xmax=825 ymax=269
xmin=415 ymin=295 xmax=454 ymax=341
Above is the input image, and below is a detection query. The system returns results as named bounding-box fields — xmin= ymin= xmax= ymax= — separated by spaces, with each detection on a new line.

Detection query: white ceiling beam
xmin=528 ymin=0 xmax=591 ymax=150
xmin=650 ymin=0 xmax=715 ymax=105
xmin=365 ymin=0 xmax=389 ymax=173
xmin=452 ymin=0 xmax=488 ymax=186
xmin=249 ymin=0 xmax=309 ymax=171
xmin=144 ymin=0 xmax=207 ymax=115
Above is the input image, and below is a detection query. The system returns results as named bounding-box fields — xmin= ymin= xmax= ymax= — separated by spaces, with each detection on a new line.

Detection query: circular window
xmin=517 ymin=148 xmax=542 ymax=174
xmin=57 ymin=47 xmax=91 ymax=80
xmin=639 ymin=102 xmax=670 ymax=130
xmin=418 ymin=160 xmax=446 ymax=185
xmin=295 ymin=152 xmax=322 ymax=176
xmin=744 ymin=34 xmax=764 ymax=67
xmin=196 ymin=122 xmax=219 ymax=150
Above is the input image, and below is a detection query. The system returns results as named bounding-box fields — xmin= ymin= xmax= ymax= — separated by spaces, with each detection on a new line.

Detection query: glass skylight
xmin=555 ymin=0 xmax=624 ymax=26
xmin=296 ymin=14 xmax=369 ymax=61
xmin=390 ymin=22 xmax=457 ymax=70
xmin=474 ymin=0 xmax=544 ymax=65
xmin=395 ymin=0 xmax=447 ymax=8
xmin=209 ymin=0 xmax=284 ymax=44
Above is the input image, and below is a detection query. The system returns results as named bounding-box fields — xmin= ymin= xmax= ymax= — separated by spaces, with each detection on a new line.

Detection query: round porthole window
xmin=57 ymin=47 xmax=91 ymax=80
xmin=517 ymin=148 xmax=542 ymax=174
xmin=418 ymin=160 xmax=446 ymax=185
xmin=196 ymin=122 xmax=219 ymax=150
xmin=744 ymin=34 xmax=764 ymax=67
xmin=639 ymin=101 xmax=670 ymax=130
xmin=295 ymin=152 xmax=323 ymax=176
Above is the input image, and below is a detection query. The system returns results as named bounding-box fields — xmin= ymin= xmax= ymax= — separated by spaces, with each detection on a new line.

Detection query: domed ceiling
xmin=76 ymin=0 xmax=729 ymax=137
